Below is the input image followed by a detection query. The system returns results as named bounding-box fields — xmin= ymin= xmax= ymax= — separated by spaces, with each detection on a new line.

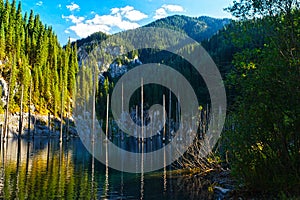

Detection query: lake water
xmin=0 ymin=138 xmax=213 ymax=199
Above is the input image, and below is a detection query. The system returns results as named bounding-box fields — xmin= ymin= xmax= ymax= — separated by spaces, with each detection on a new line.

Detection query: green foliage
xmin=145 ymin=15 xmax=231 ymax=42
xmin=72 ymin=31 xmax=108 ymax=55
xmin=0 ymin=23 xmax=5 ymax=60
xmin=75 ymin=15 xmax=231 ymax=121
xmin=0 ymin=1 xmax=78 ymax=116
xmin=225 ymin=0 xmax=299 ymax=19
xmin=225 ymin=6 xmax=300 ymax=193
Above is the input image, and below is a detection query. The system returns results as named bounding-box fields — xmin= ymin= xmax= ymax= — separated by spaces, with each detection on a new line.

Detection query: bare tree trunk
xmin=177 ymin=94 xmax=181 ymax=141
xmin=168 ymin=89 xmax=171 ymax=141
xmin=105 ymin=94 xmax=109 ymax=141
xmin=91 ymin=136 xmax=95 ymax=198
xmin=163 ymin=94 xmax=166 ymax=141
xmin=135 ymin=105 xmax=138 ymax=139
xmin=67 ymin=100 xmax=70 ymax=140
xmin=60 ymin=85 xmax=64 ymax=143
xmin=92 ymin=72 xmax=96 ymax=143
xmin=121 ymin=82 xmax=124 ymax=117
xmin=18 ymin=85 xmax=24 ymax=138
xmin=141 ymin=78 xmax=144 ymax=142
xmin=3 ymin=67 xmax=12 ymax=140
xmin=48 ymin=112 xmax=51 ymax=137
xmin=109 ymin=119 xmax=112 ymax=140
xmin=0 ymin=125 xmax=2 ymax=143
xmin=120 ymin=82 xmax=124 ymax=139
xmin=199 ymin=109 xmax=203 ymax=139
xmin=28 ymin=80 xmax=31 ymax=138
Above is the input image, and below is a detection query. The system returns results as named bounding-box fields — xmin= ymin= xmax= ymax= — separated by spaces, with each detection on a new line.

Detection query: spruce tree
xmin=0 ymin=0 xmax=78 ymax=117
xmin=0 ymin=23 xmax=5 ymax=60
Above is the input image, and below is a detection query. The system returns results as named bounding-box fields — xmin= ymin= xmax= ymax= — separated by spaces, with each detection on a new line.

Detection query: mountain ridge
xmin=144 ymin=15 xmax=231 ymax=42
xmin=73 ymin=14 xmax=231 ymax=49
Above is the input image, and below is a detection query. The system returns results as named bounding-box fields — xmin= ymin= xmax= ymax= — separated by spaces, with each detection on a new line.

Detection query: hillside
xmin=75 ymin=15 xmax=230 ymax=50
xmin=145 ymin=15 xmax=230 ymax=42
xmin=74 ymin=15 xmax=230 ymax=63
xmin=73 ymin=15 xmax=232 ymax=119
xmin=0 ymin=0 xmax=78 ymax=116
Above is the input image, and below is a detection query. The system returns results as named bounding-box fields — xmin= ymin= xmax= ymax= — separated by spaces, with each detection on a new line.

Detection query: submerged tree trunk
xmin=60 ymin=85 xmax=64 ymax=143
xmin=48 ymin=112 xmax=51 ymax=137
xmin=163 ymin=94 xmax=166 ymax=141
xmin=28 ymin=80 xmax=32 ymax=138
xmin=18 ymin=85 xmax=24 ymax=138
xmin=67 ymin=100 xmax=70 ymax=138
xmin=141 ymin=78 xmax=144 ymax=142
xmin=136 ymin=105 xmax=138 ymax=138
xmin=105 ymin=95 xmax=109 ymax=140
xmin=92 ymin=72 xmax=96 ymax=142
xmin=169 ymin=89 xmax=172 ymax=141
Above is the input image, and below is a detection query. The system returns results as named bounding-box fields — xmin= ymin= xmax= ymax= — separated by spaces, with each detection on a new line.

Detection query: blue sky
xmin=21 ymin=0 xmax=233 ymax=45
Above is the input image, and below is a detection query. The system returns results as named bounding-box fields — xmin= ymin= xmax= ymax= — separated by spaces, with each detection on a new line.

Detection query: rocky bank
xmin=0 ymin=113 xmax=77 ymax=138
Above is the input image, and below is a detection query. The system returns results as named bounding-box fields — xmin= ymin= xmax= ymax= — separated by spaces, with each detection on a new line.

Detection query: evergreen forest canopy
xmin=75 ymin=0 xmax=300 ymax=194
xmin=0 ymin=0 xmax=299 ymax=195
xmin=74 ymin=16 xmax=231 ymax=119
xmin=144 ymin=15 xmax=231 ymax=42
xmin=0 ymin=0 xmax=78 ymax=116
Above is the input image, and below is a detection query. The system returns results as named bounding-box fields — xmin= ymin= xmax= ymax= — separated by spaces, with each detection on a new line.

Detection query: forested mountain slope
xmin=145 ymin=15 xmax=230 ymax=42
xmin=0 ymin=0 xmax=78 ymax=116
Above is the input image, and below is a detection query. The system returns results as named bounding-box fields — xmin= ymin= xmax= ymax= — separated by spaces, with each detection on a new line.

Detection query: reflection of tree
xmin=1 ymin=140 xmax=97 ymax=199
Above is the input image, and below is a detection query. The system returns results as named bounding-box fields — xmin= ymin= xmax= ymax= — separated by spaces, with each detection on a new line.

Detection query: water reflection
xmin=0 ymin=138 xmax=212 ymax=199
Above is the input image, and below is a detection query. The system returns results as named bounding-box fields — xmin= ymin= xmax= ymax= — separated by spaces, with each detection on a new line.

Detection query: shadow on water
xmin=0 ymin=138 xmax=213 ymax=199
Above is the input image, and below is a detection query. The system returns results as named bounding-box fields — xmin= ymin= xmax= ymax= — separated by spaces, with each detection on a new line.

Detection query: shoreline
xmin=0 ymin=113 xmax=77 ymax=138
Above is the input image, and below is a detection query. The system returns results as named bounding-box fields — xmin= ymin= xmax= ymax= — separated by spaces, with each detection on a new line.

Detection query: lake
xmin=0 ymin=138 xmax=213 ymax=199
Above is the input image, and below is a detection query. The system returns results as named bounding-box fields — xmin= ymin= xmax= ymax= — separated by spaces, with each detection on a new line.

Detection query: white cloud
xmin=154 ymin=8 xmax=168 ymax=19
xmin=120 ymin=6 xmax=134 ymax=14
xmin=36 ymin=1 xmax=43 ymax=6
xmin=63 ymin=6 xmax=147 ymax=39
xmin=154 ymin=4 xmax=185 ymax=19
xmin=69 ymin=38 xmax=78 ymax=42
xmin=111 ymin=6 xmax=148 ymax=21
xmin=69 ymin=23 xmax=111 ymax=38
xmin=64 ymin=30 xmax=71 ymax=34
xmin=66 ymin=2 xmax=80 ymax=11
xmin=162 ymin=4 xmax=184 ymax=12
xmin=124 ymin=9 xmax=148 ymax=21
xmin=85 ymin=13 xmax=140 ymax=32
xmin=62 ymin=15 xmax=85 ymax=24
xmin=111 ymin=8 xmax=120 ymax=15
xmin=58 ymin=4 xmax=62 ymax=8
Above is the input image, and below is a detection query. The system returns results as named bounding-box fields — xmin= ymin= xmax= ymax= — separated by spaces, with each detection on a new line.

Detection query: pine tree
xmin=8 ymin=55 xmax=17 ymax=111
xmin=15 ymin=1 xmax=23 ymax=59
xmin=3 ymin=0 xmax=11 ymax=56
xmin=27 ymin=10 xmax=35 ymax=65
xmin=20 ymin=56 xmax=31 ymax=109
xmin=44 ymin=62 xmax=52 ymax=107
xmin=27 ymin=10 xmax=34 ymax=34
xmin=68 ymin=44 xmax=78 ymax=98
xmin=0 ymin=0 xmax=78 ymax=117
xmin=0 ymin=23 xmax=5 ymax=60
xmin=0 ymin=0 xmax=4 ymax=14
xmin=32 ymin=64 xmax=39 ymax=103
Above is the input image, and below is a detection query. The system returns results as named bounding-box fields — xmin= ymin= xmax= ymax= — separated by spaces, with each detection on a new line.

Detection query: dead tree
xmin=18 ymin=85 xmax=24 ymax=137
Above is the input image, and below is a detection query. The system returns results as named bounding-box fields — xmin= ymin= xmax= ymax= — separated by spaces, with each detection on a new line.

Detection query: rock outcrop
xmin=0 ymin=113 xmax=77 ymax=138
